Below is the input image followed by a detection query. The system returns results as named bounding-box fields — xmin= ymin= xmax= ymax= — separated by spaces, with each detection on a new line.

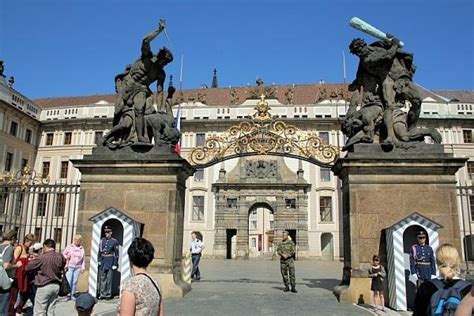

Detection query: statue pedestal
xmin=332 ymin=144 xmax=466 ymax=307
xmin=73 ymin=145 xmax=194 ymax=298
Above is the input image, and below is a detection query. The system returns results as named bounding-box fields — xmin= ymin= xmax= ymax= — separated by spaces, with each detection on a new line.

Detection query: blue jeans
xmin=66 ymin=267 xmax=81 ymax=297
xmin=0 ymin=290 xmax=11 ymax=315
xmin=191 ymin=254 xmax=201 ymax=279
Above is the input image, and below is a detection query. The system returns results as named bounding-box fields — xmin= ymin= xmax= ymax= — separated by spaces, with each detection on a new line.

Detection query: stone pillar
xmin=332 ymin=144 xmax=466 ymax=304
xmin=73 ymin=146 xmax=194 ymax=298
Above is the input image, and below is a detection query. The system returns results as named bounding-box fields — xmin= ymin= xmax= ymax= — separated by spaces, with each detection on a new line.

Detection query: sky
xmin=1 ymin=0 xmax=473 ymax=99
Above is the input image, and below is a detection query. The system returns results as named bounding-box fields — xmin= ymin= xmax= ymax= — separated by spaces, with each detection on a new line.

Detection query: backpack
xmin=0 ymin=245 xmax=13 ymax=290
xmin=428 ymin=278 xmax=471 ymax=316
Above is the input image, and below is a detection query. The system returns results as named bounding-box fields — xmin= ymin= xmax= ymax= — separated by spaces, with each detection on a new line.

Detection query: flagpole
xmin=180 ymin=54 xmax=184 ymax=91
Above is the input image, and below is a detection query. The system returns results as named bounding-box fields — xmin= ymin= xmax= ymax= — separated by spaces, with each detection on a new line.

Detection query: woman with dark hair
xmin=118 ymin=238 xmax=163 ymax=316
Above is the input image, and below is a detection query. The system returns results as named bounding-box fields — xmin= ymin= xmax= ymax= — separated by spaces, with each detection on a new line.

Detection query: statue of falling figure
xmin=342 ymin=17 xmax=441 ymax=151
xmin=103 ymin=19 xmax=180 ymax=150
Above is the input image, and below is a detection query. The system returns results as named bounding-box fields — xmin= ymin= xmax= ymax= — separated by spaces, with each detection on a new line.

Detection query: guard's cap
xmin=104 ymin=226 xmax=112 ymax=232
xmin=282 ymin=230 xmax=289 ymax=235
xmin=416 ymin=231 xmax=427 ymax=237
xmin=75 ymin=293 xmax=97 ymax=312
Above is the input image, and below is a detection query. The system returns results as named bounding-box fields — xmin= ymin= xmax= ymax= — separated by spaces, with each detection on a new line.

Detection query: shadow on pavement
xmin=302 ymin=278 xmax=340 ymax=290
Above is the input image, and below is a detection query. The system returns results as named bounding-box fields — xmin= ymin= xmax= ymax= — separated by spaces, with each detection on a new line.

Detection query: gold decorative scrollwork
xmin=189 ymin=95 xmax=339 ymax=167
xmin=0 ymin=164 xmax=49 ymax=190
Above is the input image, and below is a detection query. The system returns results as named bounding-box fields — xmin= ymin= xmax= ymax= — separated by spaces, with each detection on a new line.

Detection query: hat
xmin=75 ymin=293 xmax=97 ymax=312
xmin=32 ymin=243 xmax=43 ymax=251
xmin=104 ymin=226 xmax=112 ymax=232
xmin=416 ymin=231 xmax=427 ymax=237
xmin=282 ymin=230 xmax=289 ymax=235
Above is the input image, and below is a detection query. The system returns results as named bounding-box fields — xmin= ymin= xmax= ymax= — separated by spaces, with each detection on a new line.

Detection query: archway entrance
xmin=248 ymin=205 xmax=274 ymax=258
xmin=321 ymin=233 xmax=334 ymax=261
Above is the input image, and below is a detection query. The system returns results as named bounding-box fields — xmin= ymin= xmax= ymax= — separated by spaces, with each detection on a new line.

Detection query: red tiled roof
xmin=33 ymin=83 xmax=350 ymax=108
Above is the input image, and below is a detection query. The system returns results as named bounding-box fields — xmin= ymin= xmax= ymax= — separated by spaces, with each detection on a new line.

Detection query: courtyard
xmin=57 ymin=259 xmax=376 ymax=315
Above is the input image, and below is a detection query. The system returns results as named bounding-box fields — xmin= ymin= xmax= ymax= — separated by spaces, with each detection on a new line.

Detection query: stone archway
xmin=248 ymin=202 xmax=274 ymax=258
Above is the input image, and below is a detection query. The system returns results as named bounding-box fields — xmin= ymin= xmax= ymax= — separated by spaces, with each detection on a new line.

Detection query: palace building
xmin=1 ymin=70 xmax=474 ymax=260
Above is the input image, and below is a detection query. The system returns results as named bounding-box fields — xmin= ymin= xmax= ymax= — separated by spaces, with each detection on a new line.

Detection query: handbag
xmin=0 ymin=245 xmax=13 ymax=290
xmin=59 ymin=274 xmax=71 ymax=296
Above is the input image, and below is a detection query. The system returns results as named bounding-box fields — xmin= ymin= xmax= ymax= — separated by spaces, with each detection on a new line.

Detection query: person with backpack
xmin=414 ymin=243 xmax=472 ymax=316
xmin=0 ymin=230 xmax=23 ymax=315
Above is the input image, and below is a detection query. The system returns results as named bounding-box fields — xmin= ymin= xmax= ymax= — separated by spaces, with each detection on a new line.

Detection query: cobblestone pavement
xmin=55 ymin=259 xmax=384 ymax=315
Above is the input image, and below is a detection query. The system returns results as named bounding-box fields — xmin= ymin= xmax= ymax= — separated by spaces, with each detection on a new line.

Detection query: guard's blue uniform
xmin=409 ymin=244 xmax=435 ymax=281
xmin=98 ymin=237 xmax=119 ymax=299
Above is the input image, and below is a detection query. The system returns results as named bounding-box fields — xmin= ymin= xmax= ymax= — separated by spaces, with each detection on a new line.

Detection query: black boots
xmin=284 ymin=285 xmax=290 ymax=292
xmin=291 ymin=287 xmax=297 ymax=293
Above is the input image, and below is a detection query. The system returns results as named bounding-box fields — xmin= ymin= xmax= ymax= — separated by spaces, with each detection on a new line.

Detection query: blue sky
xmin=1 ymin=0 xmax=473 ymax=99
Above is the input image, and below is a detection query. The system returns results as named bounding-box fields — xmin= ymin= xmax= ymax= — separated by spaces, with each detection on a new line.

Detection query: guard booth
xmin=88 ymin=207 xmax=144 ymax=297
xmin=385 ymin=212 xmax=442 ymax=311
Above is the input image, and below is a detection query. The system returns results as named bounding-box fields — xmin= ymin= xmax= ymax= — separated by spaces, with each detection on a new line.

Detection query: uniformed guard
xmin=409 ymin=230 xmax=436 ymax=287
xmin=98 ymin=226 xmax=119 ymax=299
xmin=277 ymin=230 xmax=297 ymax=293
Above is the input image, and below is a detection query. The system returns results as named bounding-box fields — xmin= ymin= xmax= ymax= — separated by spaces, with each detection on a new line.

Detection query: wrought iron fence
xmin=457 ymin=185 xmax=474 ymax=274
xmin=0 ymin=177 xmax=80 ymax=251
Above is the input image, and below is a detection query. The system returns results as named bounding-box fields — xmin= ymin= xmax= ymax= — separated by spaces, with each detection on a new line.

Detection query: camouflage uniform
xmin=277 ymin=238 xmax=296 ymax=291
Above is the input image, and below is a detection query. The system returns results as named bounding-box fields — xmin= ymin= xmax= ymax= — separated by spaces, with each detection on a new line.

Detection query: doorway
xmin=287 ymin=229 xmax=297 ymax=259
xmin=248 ymin=205 xmax=274 ymax=257
xmin=226 ymin=229 xmax=237 ymax=259
xmin=321 ymin=233 xmax=334 ymax=261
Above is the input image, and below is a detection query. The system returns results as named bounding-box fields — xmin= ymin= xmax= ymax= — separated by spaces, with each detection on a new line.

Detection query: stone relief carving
xmin=244 ymin=160 xmax=278 ymax=179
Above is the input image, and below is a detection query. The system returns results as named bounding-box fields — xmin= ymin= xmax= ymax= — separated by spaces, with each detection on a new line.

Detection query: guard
xmin=98 ymin=226 xmax=119 ymax=299
xmin=409 ymin=230 xmax=436 ymax=287
xmin=277 ymin=230 xmax=297 ymax=293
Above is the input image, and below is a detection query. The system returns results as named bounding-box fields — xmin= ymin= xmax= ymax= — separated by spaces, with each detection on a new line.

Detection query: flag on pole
xmin=174 ymin=103 xmax=182 ymax=154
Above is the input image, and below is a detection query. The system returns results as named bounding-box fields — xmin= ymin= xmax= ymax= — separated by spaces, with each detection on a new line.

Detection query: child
xmin=369 ymin=255 xmax=386 ymax=312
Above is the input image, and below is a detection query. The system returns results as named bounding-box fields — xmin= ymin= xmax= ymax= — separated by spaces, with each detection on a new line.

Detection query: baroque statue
xmin=103 ymin=19 xmax=180 ymax=150
xmin=342 ymin=18 xmax=441 ymax=150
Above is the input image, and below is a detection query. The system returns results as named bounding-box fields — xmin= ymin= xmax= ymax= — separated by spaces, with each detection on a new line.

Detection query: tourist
xmin=368 ymin=255 xmax=386 ymax=312
xmin=118 ymin=237 xmax=163 ymax=315
xmin=190 ymin=231 xmax=204 ymax=281
xmin=409 ymin=231 xmax=436 ymax=287
xmin=13 ymin=233 xmax=36 ymax=315
xmin=0 ymin=230 xmax=22 ymax=315
xmin=75 ymin=292 xmax=97 ymax=316
xmin=28 ymin=242 xmax=43 ymax=307
xmin=98 ymin=226 xmax=119 ymax=300
xmin=414 ymin=244 xmax=472 ymax=315
xmin=26 ymin=239 xmax=66 ymax=315
xmin=63 ymin=234 xmax=85 ymax=300
xmin=277 ymin=230 xmax=297 ymax=293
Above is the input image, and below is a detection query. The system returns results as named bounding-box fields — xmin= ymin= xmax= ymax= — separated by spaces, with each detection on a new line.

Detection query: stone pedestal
xmin=332 ymin=144 xmax=466 ymax=305
xmin=72 ymin=145 xmax=194 ymax=298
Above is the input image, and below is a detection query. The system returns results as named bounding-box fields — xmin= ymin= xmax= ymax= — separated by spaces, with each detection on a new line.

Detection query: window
xmin=54 ymin=228 xmax=63 ymax=243
xmin=5 ymin=152 xmax=13 ymax=172
xmin=64 ymin=132 xmax=72 ymax=145
xmin=192 ymin=196 xmax=205 ymax=221
xmin=463 ymin=130 xmax=473 ymax=143
xmin=46 ymin=133 xmax=54 ymax=146
xmin=0 ymin=189 xmax=6 ymax=214
xmin=285 ymin=198 xmax=296 ymax=209
xmin=250 ymin=209 xmax=257 ymax=216
xmin=252 ymin=238 xmax=257 ymax=248
xmin=9 ymin=121 xmax=18 ymax=136
xmin=270 ymin=220 xmax=275 ymax=229
xmin=94 ymin=131 xmax=103 ymax=145
xmin=196 ymin=133 xmax=206 ymax=146
xmin=468 ymin=162 xmax=474 ymax=180
xmin=60 ymin=161 xmax=69 ymax=179
xmin=250 ymin=220 xmax=257 ymax=230
xmin=319 ymin=132 xmax=329 ymax=144
xmin=25 ymin=129 xmax=32 ymax=143
xmin=194 ymin=169 xmax=204 ymax=182
xmin=42 ymin=161 xmax=50 ymax=178
xmin=227 ymin=198 xmax=238 ymax=208
xmin=320 ymin=168 xmax=331 ymax=182
xmin=34 ymin=227 xmax=43 ymax=240
xmin=55 ymin=193 xmax=66 ymax=217
xmin=320 ymin=196 xmax=333 ymax=222
xmin=22 ymin=159 xmax=28 ymax=170
xmin=470 ymin=195 xmax=474 ymax=221
xmin=37 ymin=193 xmax=48 ymax=216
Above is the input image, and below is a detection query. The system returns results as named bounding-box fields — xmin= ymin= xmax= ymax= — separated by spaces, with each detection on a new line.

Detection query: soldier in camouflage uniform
xmin=277 ymin=231 xmax=297 ymax=293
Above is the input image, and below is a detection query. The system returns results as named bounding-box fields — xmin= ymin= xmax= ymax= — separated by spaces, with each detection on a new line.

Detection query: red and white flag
xmin=174 ymin=104 xmax=182 ymax=154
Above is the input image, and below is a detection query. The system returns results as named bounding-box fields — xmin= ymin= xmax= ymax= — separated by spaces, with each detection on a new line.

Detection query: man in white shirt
xmin=190 ymin=232 xmax=204 ymax=281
